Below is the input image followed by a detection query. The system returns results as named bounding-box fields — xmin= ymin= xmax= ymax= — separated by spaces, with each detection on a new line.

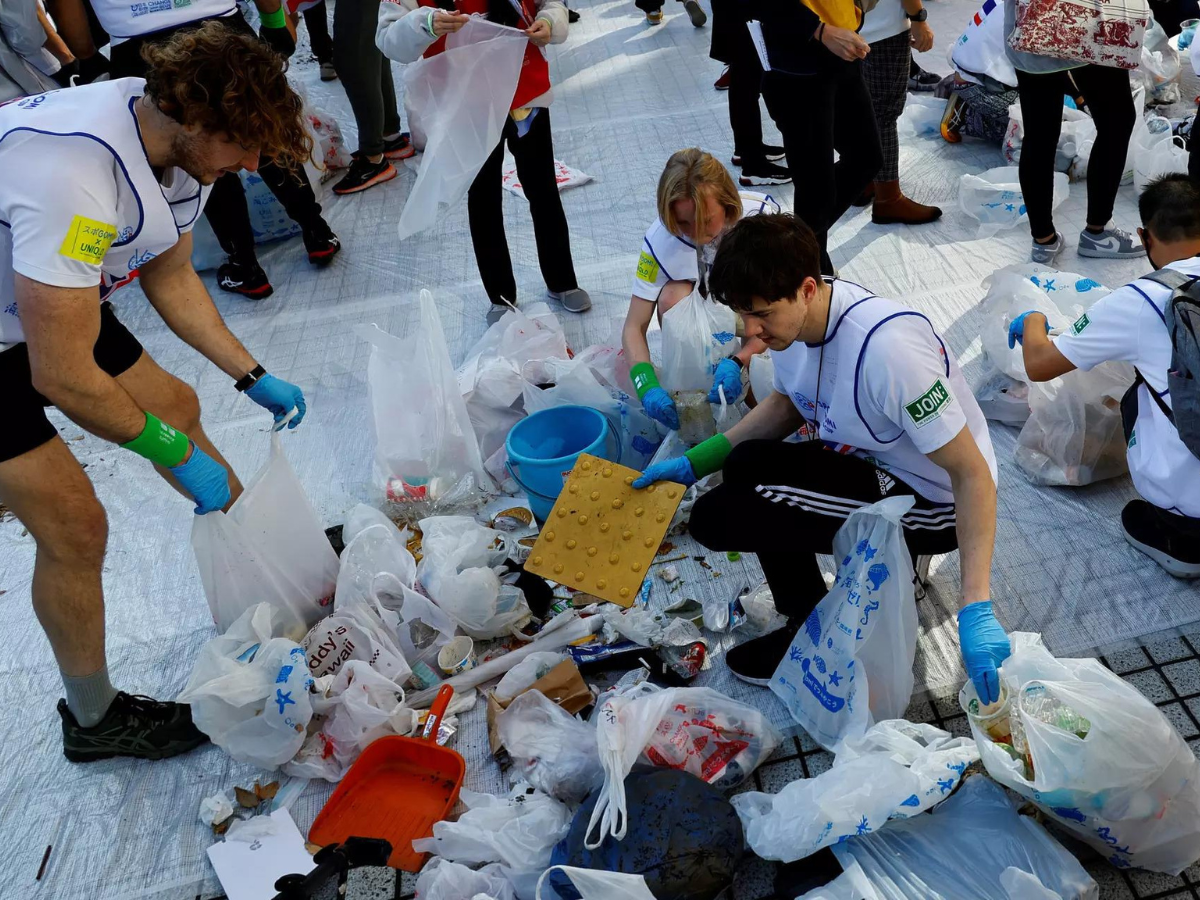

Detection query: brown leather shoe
xmin=852 ymin=182 xmax=874 ymax=207
xmin=871 ymin=179 xmax=942 ymax=225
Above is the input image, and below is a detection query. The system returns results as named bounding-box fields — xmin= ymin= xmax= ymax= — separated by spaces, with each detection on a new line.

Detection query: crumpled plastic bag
xmin=536 ymin=865 xmax=655 ymax=900
xmin=417 ymin=516 xmax=530 ymax=638
xmin=959 ymin=166 xmax=1067 ymax=238
xmin=502 ymin=157 xmax=594 ymax=199
xmin=732 ymin=720 xmax=979 ymax=863
xmin=302 ymin=599 xmax=413 ymax=685
xmin=897 ymin=94 xmax=944 ymax=138
xmin=599 ymin=604 xmax=669 ymax=647
xmin=1133 ymin=115 xmax=1189 ymax=195
xmin=498 ymin=689 xmax=603 ymax=804
xmin=963 ymin=632 xmax=1200 ymax=874
xmin=494 ymin=651 xmax=569 ymax=702
xmin=414 ymin=858 xmax=516 ymax=900
xmin=1141 ymin=19 xmax=1182 ymax=103
xmin=178 ymin=603 xmax=315 ymax=768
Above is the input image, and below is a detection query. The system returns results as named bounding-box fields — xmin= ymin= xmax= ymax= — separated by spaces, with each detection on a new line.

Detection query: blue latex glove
xmin=170 ymin=443 xmax=232 ymax=514
xmin=707 ymin=358 xmax=744 ymax=404
xmin=633 ymin=456 xmax=697 ymax=490
xmin=958 ymin=600 xmax=1011 ymax=705
xmin=641 ymin=386 xmax=680 ymax=431
xmin=246 ymin=373 xmax=307 ymax=430
xmin=1007 ymin=310 xmax=1050 ymax=349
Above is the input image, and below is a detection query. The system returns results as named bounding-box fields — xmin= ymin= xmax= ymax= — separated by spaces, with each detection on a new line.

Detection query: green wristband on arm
xmin=630 ymin=362 xmax=661 ymax=401
xmin=685 ymin=433 xmax=732 ymax=480
xmin=259 ymin=6 xmax=286 ymax=28
xmin=121 ymin=413 xmax=191 ymax=468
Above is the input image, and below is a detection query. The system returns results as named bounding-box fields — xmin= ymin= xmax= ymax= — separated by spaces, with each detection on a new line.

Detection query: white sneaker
xmin=1078 ymin=224 xmax=1146 ymax=259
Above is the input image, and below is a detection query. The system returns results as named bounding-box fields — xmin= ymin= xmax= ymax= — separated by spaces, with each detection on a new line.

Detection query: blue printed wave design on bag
xmin=800 ymin=658 xmax=845 ymax=712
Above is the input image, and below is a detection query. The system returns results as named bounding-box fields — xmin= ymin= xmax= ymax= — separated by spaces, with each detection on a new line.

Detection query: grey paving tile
xmin=1103 ymin=646 xmax=1154 ymax=674
xmin=797 ymin=728 xmax=822 ymax=752
xmin=346 ymin=866 xmax=397 ymax=899
xmin=804 ymin=751 xmax=835 ymax=777
xmin=1084 ymin=863 xmax=1136 ymax=900
xmin=903 ymin=693 xmax=936 ymax=724
xmin=1164 ymin=660 xmax=1200 ymax=696
xmin=757 ymin=757 xmax=806 ymax=794
xmin=1160 ymin=702 xmax=1200 ymax=739
xmin=1124 ymin=669 xmax=1175 ymax=704
xmin=765 ymin=735 xmax=802 ymax=762
xmin=1143 ymin=636 xmax=1194 ymax=665
xmin=943 ymin=713 xmax=972 ymax=739
xmin=731 ymin=853 xmax=778 ymax=900
xmin=1127 ymin=868 xmax=1188 ymax=895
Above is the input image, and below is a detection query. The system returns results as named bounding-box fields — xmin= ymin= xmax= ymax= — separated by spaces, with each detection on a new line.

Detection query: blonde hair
xmin=656 ymin=149 xmax=741 ymax=239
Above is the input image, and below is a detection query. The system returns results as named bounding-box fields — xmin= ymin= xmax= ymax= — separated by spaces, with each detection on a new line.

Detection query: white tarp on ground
xmin=0 ymin=0 xmax=1188 ymax=896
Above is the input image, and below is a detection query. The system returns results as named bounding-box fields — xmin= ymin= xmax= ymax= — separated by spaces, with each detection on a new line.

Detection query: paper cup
xmin=437 ymin=636 xmax=476 ymax=675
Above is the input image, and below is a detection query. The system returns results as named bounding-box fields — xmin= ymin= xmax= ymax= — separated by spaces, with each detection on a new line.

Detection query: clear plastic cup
xmin=963 ymin=686 xmax=1013 ymax=744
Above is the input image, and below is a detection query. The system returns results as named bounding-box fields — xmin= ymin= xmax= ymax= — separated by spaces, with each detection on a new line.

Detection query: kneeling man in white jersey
xmin=0 ymin=23 xmax=311 ymax=763
xmin=635 ymin=214 xmax=1010 ymax=704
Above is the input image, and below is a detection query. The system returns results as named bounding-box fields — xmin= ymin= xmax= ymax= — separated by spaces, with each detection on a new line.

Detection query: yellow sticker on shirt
xmin=59 ymin=215 xmax=117 ymax=265
xmin=636 ymin=250 xmax=660 ymax=283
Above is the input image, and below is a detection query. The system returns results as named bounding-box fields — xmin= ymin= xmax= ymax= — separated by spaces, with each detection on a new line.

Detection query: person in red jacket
xmin=377 ymin=0 xmax=592 ymax=324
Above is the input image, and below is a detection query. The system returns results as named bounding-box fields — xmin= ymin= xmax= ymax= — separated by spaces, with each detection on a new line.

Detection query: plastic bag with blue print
xmin=962 ymin=632 xmax=1200 ymax=875
xmin=770 ymin=496 xmax=920 ymax=752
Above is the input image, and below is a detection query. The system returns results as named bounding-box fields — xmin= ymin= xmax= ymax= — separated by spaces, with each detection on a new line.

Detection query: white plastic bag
xmin=302 ymin=601 xmax=412 ymax=684
xmin=963 ymin=632 xmax=1200 ymax=874
xmin=732 ymin=720 xmax=979 ymax=862
xmin=502 ymin=157 xmax=594 ymax=198
xmin=897 ymin=95 xmax=944 ymax=138
xmin=177 ymin=603 xmax=314 ymax=768
xmin=498 ymin=689 xmax=603 ymax=804
xmin=335 ymin=521 xmax=417 ymax=612
xmin=372 ymin=572 xmax=457 ymax=688
xmin=415 ymin=858 xmax=516 ymax=900
xmin=493 ymin=651 xmax=568 ymax=701
xmin=397 ymin=17 xmax=530 ymax=240
xmin=358 ymin=290 xmax=491 ymax=506
xmin=417 ymin=516 xmax=530 ymax=638
xmin=1141 ymin=19 xmax=1182 ymax=102
xmin=412 ymin=784 xmax=572 ymax=874
xmin=191 ymin=434 xmax=338 ymax=638
xmin=771 ymin=497 xmax=919 ymax=751
xmin=974 ymin=365 xmax=1032 ymax=426
xmin=831 ymin=776 xmax=1099 ymax=899
xmin=1133 ymin=115 xmax=1189 ymax=194
xmin=585 ymin=683 xmax=782 ymax=848
xmin=659 ymin=289 xmax=739 ymax=443
xmin=536 ymin=866 xmax=656 ymax=900
xmin=959 ymin=166 xmax=1067 ymax=238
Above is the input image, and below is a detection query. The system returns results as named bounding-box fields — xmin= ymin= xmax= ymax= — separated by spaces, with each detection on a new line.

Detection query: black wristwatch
xmin=235 ymin=364 xmax=267 ymax=392
xmin=908 ymin=7 xmax=928 ymax=21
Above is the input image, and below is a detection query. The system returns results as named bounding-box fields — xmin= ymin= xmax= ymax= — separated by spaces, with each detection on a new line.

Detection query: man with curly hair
xmin=0 ymin=21 xmax=312 ymax=762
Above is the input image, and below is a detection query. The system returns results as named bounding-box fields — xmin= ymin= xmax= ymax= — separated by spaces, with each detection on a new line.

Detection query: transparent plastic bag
xmin=498 ymin=689 xmax=603 ymax=804
xmin=1133 ymin=116 xmax=1189 ymax=194
xmin=585 ymin=684 xmax=781 ymax=848
xmin=959 ymin=166 xmax=1067 ymax=237
xmin=417 ymin=515 xmax=530 ymax=639
xmin=303 ymin=600 xmax=412 ymax=685
xmin=974 ymin=365 xmax=1031 ymax=426
xmin=397 ymin=17 xmax=531 ymax=240
xmin=335 ymin=521 xmax=417 ymax=611
xmin=494 ymin=651 xmax=568 ymax=702
xmin=357 ymin=290 xmax=491 ymax=509
xmin=658 ymin=288 xmax=739 ymax=445
xmin=732 ymin=721 xmax=979 ymax=863
xmin=962 ymin=633 xmax=1200 ymax=874
xmin=771 ymin=497 xmax=919 ymax=751
xmin=414 ymin=858 xmax=516 ymax=900
xmin=536 ymin=865 xmax=656 ymax=900
xmin=831 ymin=776 xmax=1098 ymax=899
xmin=191 ymin=433 xmax=338 ymax=638
xmin=897 ymin=95 xmax=944 ymax=138
xmin=177 ymin=602 xmax=315 ymax=768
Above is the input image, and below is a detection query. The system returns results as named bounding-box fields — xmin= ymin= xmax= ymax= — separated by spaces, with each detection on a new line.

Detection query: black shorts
xmin=0 ymin=302 xmax=144 ymax=463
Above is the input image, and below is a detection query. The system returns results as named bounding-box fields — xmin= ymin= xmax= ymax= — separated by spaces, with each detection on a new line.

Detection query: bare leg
xmin=115 ymin=352 xmax=245 ymax=508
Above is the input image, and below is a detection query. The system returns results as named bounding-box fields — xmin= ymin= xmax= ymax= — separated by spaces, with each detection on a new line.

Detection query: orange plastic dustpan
xmin=309 ymin=684 xmax=464 ymax=871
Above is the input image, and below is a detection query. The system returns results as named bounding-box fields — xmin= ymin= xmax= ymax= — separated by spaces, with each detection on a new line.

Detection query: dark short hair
xmin=1139 ymin=174 xmax=1200 ymax=243
xmin=708 ymin=213 xmax=822 ymax=312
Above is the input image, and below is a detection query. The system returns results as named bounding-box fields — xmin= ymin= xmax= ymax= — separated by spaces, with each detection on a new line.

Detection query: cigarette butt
xmin=36 ymin=844 xmax=51 ymax=881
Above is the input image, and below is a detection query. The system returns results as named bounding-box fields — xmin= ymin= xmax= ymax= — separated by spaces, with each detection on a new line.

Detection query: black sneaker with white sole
xmin=302 ymin=220 xmax=341 ymax=267
xmin=732 ymin=144 xmax=785 ymax=166
xmin=217 ymin=259 xmax=273 ymax=299
xmin=59 ymin=693 xmax=209 ymax=762
xmin=1122 ymin=499 xmax=1200 ymax=578
xmin=726 ymin=622 xmax=800 ymax=686
xmin=738 ymin=159 xmax=792 ymax=186
xmin=908 ymin=63 xmax=941 ymax=92
xmin=332 ymin=156 xmax=397 ymax=195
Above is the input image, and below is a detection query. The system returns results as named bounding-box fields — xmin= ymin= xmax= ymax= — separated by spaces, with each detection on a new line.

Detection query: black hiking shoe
xmin=1122 ymin=499 xmax=1200 ymax=578
xmin=303 ymin=220 xmax=341 ymax=267
xmin=59 ymin=693 xmax=209 ymax=762
xmin=726 ymin=622 xmax=800 ymax=686
xmin=217 ymin=258 xmax=273 ymax=299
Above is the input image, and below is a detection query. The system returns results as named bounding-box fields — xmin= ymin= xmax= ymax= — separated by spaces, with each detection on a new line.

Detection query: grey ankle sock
xmin=62 ymin=665 xmax=119 ymax=728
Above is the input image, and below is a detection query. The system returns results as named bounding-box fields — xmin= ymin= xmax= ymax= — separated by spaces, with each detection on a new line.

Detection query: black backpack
xmin=1119 ymin=269 xmax=1200 ymax=461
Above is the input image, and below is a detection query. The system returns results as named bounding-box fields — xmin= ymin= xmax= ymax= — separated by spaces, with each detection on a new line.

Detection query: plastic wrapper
xmin=494 ymin=651 xmax=569 ymax=702
xmin=959 ymin=166 xmax=1067 ymax=238
xmin=498 ymin=690 xmax=603 ymax=805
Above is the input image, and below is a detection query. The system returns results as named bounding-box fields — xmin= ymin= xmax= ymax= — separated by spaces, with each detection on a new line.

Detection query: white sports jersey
xmin=0 ymin=79 xmax=209 ymax=349
xmin=770 ymin=279 xmax=998 ymax=503
xmin=1054 ymin=256 xmax=1200 ymax=518
xmin=632 ymin=191 xmax=781 ymax=302
xmin=88 ymin=0 xmax=237 ymax=45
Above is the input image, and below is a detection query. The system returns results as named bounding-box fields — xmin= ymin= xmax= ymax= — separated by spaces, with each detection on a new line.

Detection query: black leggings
xmin=762 ymin=61 xmax=882 ymax=275
xmin=729 ymin=54 xmax=766 ymax=161
xmin=1015 ymin=66 xmax=1135 ymax=239
xmin=109 ymin=15 xmax=325 ymax=265
xmin=333 ymin=0 xmax=400 ymax=157
xmin=303 ymin=0 xmax=333 ymax=64
xmin=689 ymin=440 xmax=959 ymax=620
xmin=467 ymin=109 xmax=578 ymax=306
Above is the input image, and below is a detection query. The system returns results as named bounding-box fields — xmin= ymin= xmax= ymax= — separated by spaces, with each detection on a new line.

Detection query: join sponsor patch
xmin=59 ymin=215 xmax=117 ymax=265
xmin=636 ymin=250 xmax=660 ymax=283
xmin=1072 ymin=313 xmax=1091 ymax=335
xmin=905 ymin=378 xmax=952 ymax=428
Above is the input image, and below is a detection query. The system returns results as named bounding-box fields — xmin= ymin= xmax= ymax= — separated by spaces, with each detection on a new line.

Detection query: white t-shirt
xmin=89 ymin=0 xmax=237 ymax=44
xmin=1054 ymin=257 xmax=1200 ymax=518
xmin=860 ymin=0 xmax=910 ymax=44
xmin=770 ymin=279 xmax=998 ymax=503
xmin=0 ymin=79 xmax=209 ymax=349
xmin=631 ymin=191 xmax=781 ymax=302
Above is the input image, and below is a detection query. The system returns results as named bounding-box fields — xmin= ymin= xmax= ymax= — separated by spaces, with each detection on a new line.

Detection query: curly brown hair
xmin=142 ymin=20 xmax=312 ymax=171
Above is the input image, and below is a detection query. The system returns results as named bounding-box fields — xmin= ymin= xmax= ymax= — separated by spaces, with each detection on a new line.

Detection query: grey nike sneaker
xmin=548 ymin=287 xmax=592 ymax=313
xmin=486 ymin=300 xmax=516 ymax=326
xmin=59 ymin=693 xmax=208 ymax=762
xmin=1030 ymin=231 xmax=1064 ymax=265
xmin=1078 ymin=224 xmax=1146 ymax=259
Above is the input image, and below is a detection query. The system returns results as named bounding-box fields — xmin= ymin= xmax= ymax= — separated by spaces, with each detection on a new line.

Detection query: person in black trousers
xmin=102 ymin=12 xmax=341 ymax=299
xmin=302 ymin=1 xmax=337 ymax=80
xmin=709 ymin=0 xmax=790 ymax=186
xmin=748 ymin=0 xmax=882 ymax=274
